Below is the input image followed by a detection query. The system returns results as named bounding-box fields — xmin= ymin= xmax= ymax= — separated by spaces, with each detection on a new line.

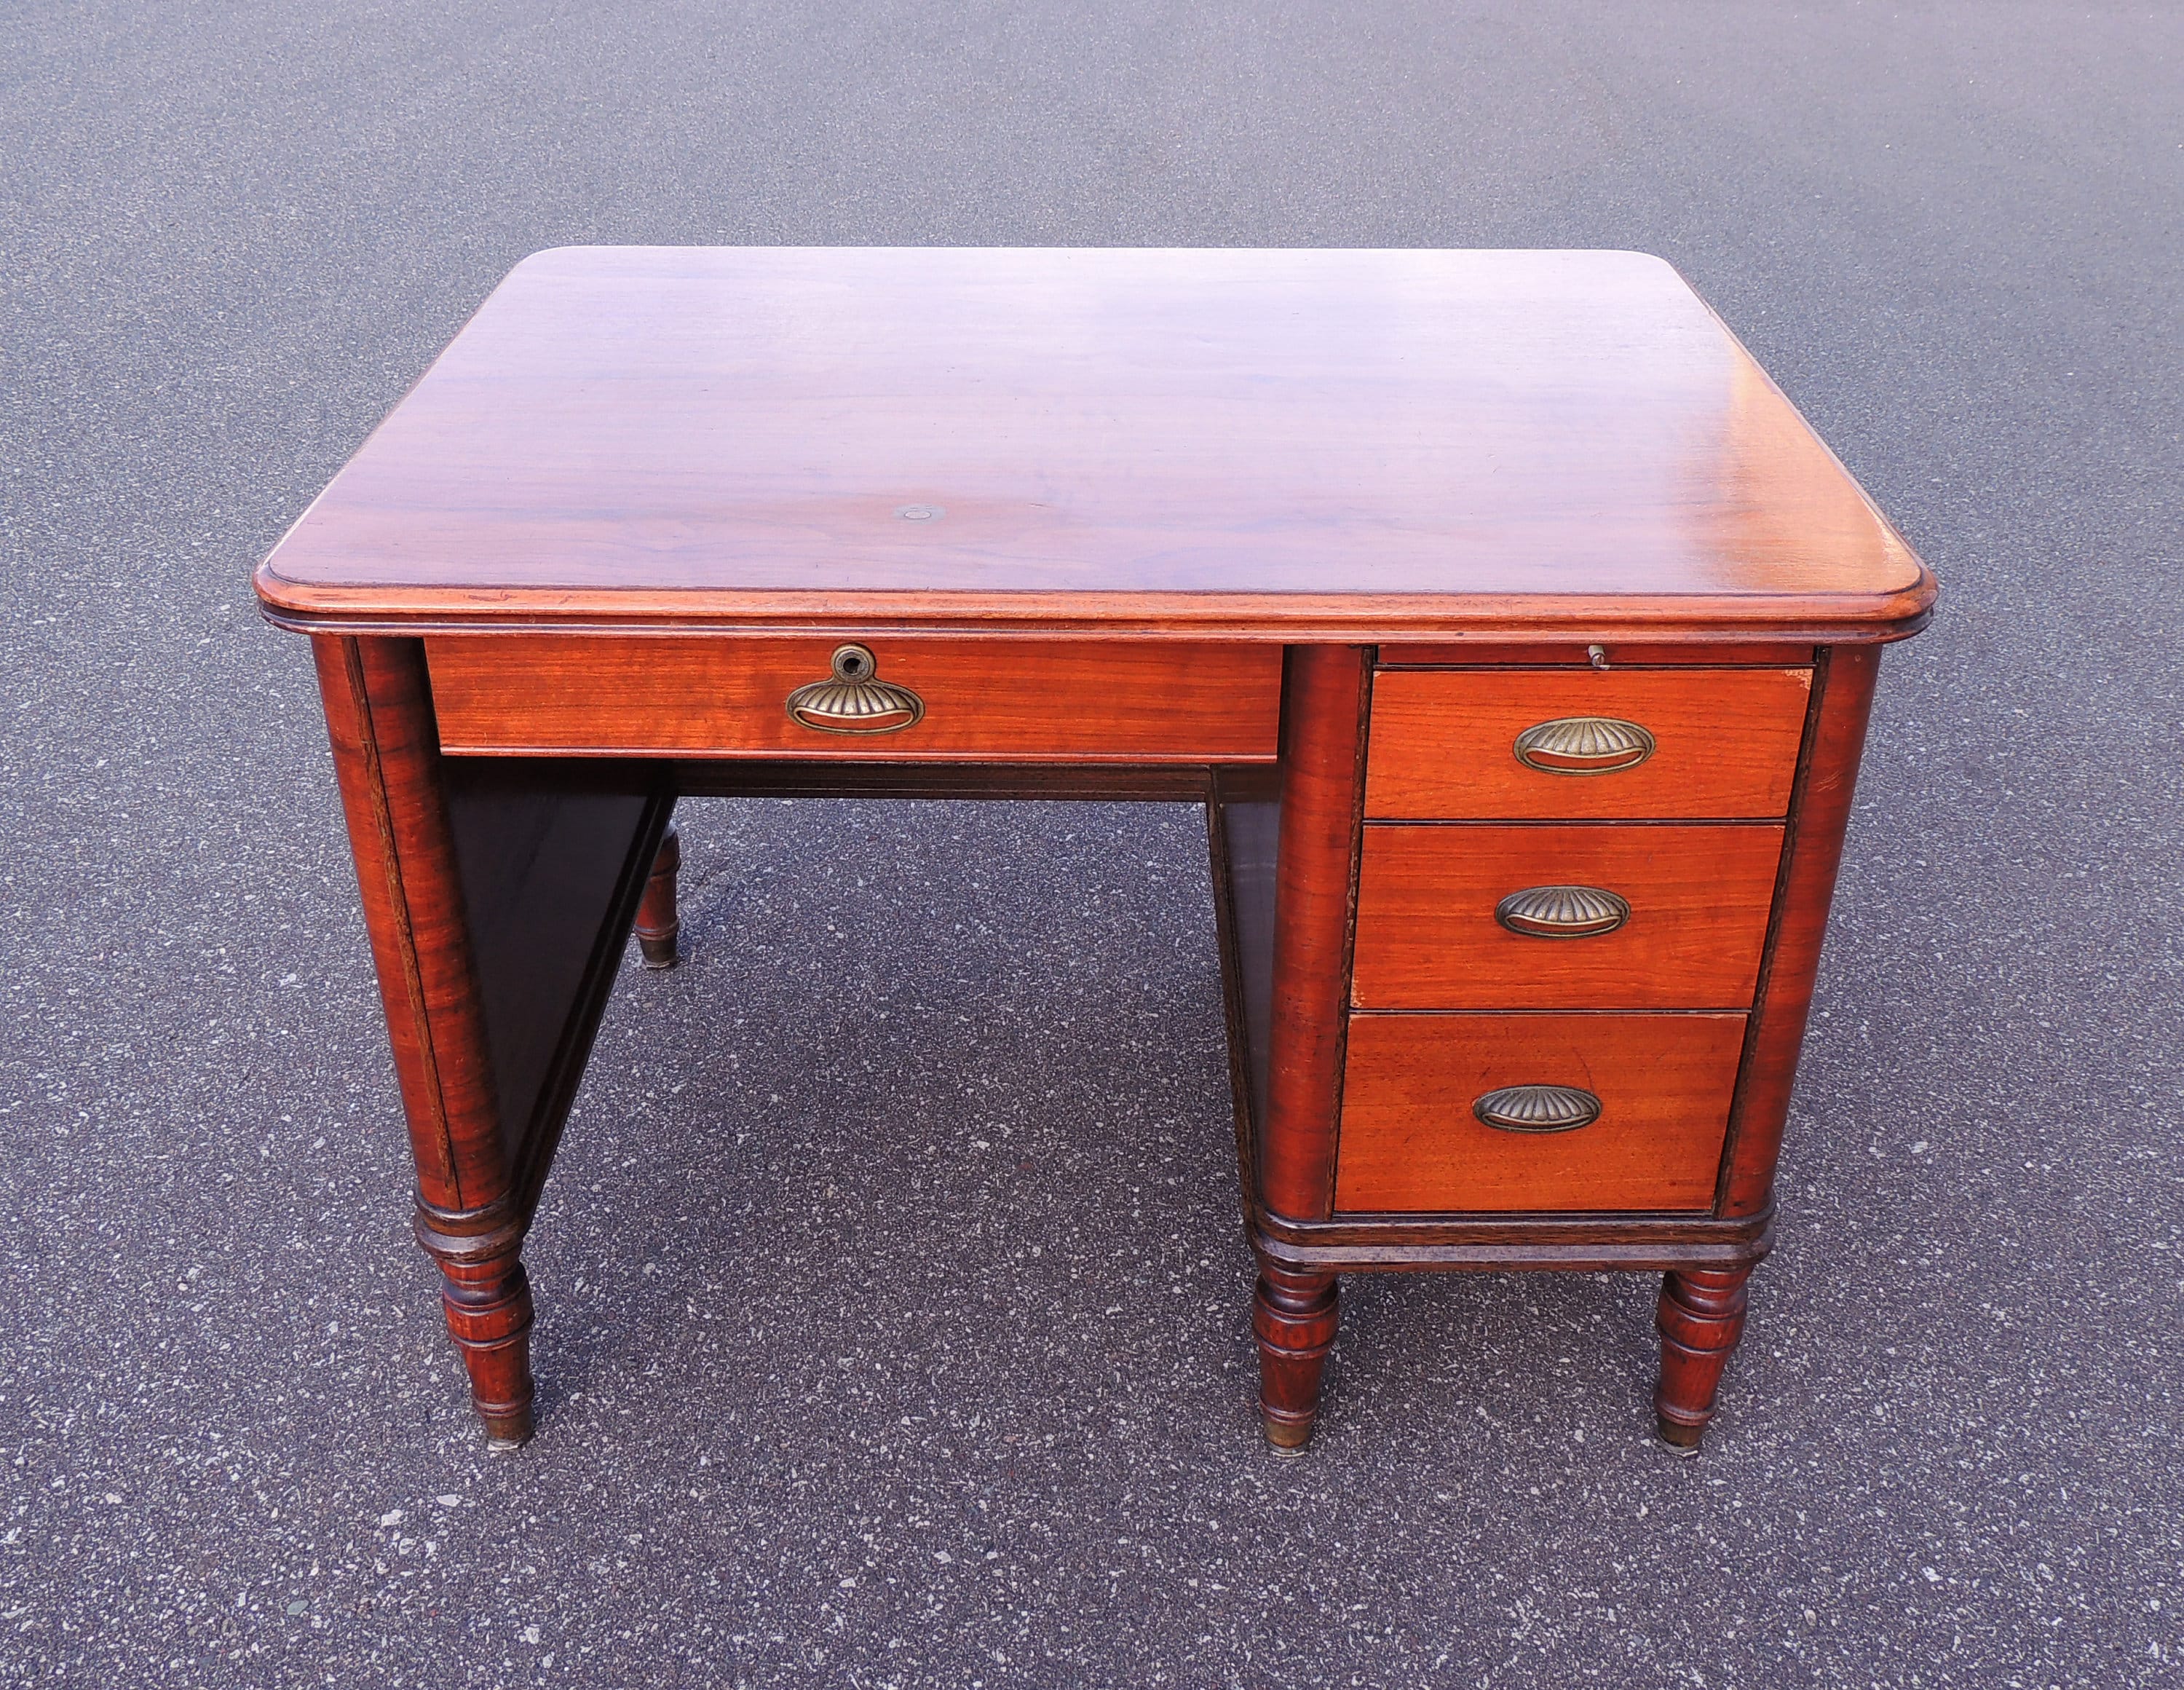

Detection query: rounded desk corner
xmin=1856 ymin=562 xmax=1941 ymax=646
xmin=1893 ymin=560 xmax=1942 ymax=633
xmin=250 ymin=564 xmax=371 ymax=638
xmin=1597 ymin=248 xmax=1684 ymax=278
xmin=507 ymin=242 xmax=625 ymax=278
xmin=250 ymin=558 xmax=315 ymax=624
xmin=1797 ymin=559 xmax=1940 ymax=649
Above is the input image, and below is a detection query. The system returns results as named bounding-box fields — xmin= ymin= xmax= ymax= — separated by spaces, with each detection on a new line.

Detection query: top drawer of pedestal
xmin=1365 ymin=666 xmax=1813 ymax=819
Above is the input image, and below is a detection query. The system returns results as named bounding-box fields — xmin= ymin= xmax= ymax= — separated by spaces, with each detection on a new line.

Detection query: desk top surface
xmin=256 ymin=247 xmax=1933 ymax=641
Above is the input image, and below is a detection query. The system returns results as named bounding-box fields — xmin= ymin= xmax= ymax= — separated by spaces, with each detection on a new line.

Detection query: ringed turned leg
xmin=1250 ymin=647 xmax=1371 ymax=1450
xmin=415 ymin=1205 xmax=535 ymax=1447
xmin=1254 ymin=1264 xmax=1339 ymax=1451
xmin=1653 ymin=1264 xmax=1754 ymax=1452
xmin=635 ymin=823 xmax=681 ymax=968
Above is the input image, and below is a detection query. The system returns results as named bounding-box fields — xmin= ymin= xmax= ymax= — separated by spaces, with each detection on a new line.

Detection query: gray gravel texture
xmin=3 ymin=2 xmax=2180 ymax=1686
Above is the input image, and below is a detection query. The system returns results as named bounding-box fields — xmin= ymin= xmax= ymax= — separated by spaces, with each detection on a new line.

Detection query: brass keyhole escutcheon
xmin=784 ymin=644 xmax=926 ymax=735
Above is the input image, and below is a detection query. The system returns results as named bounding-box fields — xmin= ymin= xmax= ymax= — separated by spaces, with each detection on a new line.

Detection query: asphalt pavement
xmin=2 ymin=3 xmax=2179 ymax=1685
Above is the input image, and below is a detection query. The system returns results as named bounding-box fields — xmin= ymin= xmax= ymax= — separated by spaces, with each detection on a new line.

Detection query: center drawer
xmin=424 ymin=636 xmax=1283 ymax=762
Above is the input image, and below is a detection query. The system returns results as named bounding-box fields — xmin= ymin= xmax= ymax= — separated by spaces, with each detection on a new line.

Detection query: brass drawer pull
xmin=1473 ymin=1083 xmax=1603 ymax=1134
xmin=1513 ymin=716 xmax=1655 ymax=774
xmin=1494 ymin=884 xmax=1631 ymax=938
xmin=785 ymin=644 xmax=925 ymax=735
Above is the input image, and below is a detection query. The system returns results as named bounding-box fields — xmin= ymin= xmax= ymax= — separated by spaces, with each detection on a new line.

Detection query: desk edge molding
xmin=253 ymin=566 xmax=1939 ymax=646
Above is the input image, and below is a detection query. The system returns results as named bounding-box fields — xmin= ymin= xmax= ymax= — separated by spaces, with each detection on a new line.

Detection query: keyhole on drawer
xmin=833 ymin=645 xmax=875 ymax=682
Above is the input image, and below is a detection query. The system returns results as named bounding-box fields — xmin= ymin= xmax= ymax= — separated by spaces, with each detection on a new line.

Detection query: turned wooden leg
xmin=416 ymin=1203 xmax=536 ymax=1447
xmin=315 ymin=635 xmax=539 ymax=1447
xmin=1654 ymin=1264 xmax=1752 ymax=1452
xmin=635 ymin=824 xmax=681 ymax=968
xmin=1254 ymin=1264 xmax=1339 ymax=1451
xmin=1247 ymin=647 xmax=1370 ymax=1450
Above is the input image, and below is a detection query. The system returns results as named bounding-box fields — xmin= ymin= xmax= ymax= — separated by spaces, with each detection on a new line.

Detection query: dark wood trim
xmin=1259 ymin=647 xmax=1372 ymax=1223
xmin=1713 ymin=647 xmax=1832 ymax=1206
xmin=1334 ymin=652 xmax=1373 ymax=1183
xmin=313 ymin=636 xmax=506 ymax=1216
xmin=1374 ymin=644 xmax=1819 ymax=670
xmin=1348 ymin=1006 xmax=1762 ymax=1020
xmin=1252 ymin=1207 xmax=1773 ymax=1274
xmin=1359 ymin=816 xmax=1794 ymax=830
xmin=670 ymin=759 xmax=1277 ymax=802
xmin=1715 ymin=644 xmax=1882 ymax=1216
xmin=1256 ymin=1204 xmax=1773 ymax=1250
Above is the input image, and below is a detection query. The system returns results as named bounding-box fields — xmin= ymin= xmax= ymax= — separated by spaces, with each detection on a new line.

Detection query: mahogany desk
xmin=254 ymin=247 xmax=1934 ymax=1453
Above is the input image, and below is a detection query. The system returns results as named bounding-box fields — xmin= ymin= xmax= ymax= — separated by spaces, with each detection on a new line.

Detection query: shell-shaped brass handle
xmin=1473 ymin=1084 xmax=1603 ymax=1134
xmin=1513 ymin=716 xmax=1655 ymax=774
xmin=1495 ymin=884 xmax=1631 ymax=938
xmin=785 ymin=644 xmax=925 ymax=735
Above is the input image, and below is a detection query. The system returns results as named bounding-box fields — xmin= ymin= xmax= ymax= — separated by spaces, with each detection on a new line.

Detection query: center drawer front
xmin=1335 ymin=1012 xmax=1747 ymax=1213
xmin=424 ymin=636 xmax=1283 ymax=762
xmin=1365 ymin=667 xmax=1812 ymax=818
xmin=1352 ymin=824 xmax=1785 ymax=1009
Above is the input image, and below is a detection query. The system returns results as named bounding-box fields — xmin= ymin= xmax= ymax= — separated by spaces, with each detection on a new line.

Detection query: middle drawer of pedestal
xmin=1352 ymin=824 xmax=1784 ymax=1010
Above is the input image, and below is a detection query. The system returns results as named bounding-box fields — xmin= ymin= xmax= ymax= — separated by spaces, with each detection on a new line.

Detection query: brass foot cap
xmin=482 ymin=1410 xmax=534 ymax=1450
xmin=637 ymin=940 xmax=679 ymax=970
xmin=1261 ymin=1412 xmax=1315 ymax=1454
xmin=1655 ymin=1412 xmax=1705 ymax=1455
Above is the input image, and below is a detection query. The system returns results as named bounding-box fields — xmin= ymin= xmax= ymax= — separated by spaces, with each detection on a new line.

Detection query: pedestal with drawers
xmin=256 ymin=246 xmax=1932 ymax=1453
xmin=1228 ymin=640 xmax=1888 ymax=1449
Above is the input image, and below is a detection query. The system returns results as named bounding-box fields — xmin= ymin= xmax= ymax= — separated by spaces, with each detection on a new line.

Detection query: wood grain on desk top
xmin=254 ymin=246 xmax=1934 ymax=640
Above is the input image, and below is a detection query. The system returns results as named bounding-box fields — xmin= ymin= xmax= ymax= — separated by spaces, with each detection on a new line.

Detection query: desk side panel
xmin=440 ymin=757 xmax=672 ymax=1210
xmin=1206 ymin=773 xmax=1281 ymax=1213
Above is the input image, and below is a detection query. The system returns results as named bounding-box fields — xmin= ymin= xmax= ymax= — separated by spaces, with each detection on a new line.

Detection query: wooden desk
xmin=255 ymin=248 xmax=1934 ymax=1453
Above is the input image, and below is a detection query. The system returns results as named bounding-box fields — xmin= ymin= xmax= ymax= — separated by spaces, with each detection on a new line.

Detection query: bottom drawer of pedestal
xmin=1334 ymin=1013 xmax=1746 ymax=1213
